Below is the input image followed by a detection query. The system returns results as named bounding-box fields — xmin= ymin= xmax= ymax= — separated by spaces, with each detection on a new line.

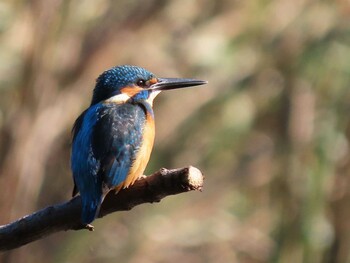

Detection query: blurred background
xmin=1 ymin=0 xmax=350 ymax=262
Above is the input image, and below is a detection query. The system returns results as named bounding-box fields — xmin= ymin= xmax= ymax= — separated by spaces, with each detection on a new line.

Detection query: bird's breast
xmin=119 ymin=108 xmax=155 ymax=189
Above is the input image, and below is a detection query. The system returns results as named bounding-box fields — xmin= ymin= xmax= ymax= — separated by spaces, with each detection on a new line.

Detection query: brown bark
xmin=0 ymin=166 xmax=203 ymax=251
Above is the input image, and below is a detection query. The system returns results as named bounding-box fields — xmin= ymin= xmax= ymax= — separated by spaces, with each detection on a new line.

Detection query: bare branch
xmin=0 ymin=166 xmax=204 ymax=251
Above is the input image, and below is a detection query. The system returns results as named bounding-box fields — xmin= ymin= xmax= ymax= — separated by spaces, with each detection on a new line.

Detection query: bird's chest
xmin=122 ymin=108 xmax=155 ymax=188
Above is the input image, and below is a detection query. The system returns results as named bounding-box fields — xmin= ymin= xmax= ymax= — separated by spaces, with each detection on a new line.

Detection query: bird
xmin=71 ymin=65 xmax=207 ymax=224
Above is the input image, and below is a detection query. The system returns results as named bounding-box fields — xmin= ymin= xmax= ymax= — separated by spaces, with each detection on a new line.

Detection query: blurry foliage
xmin=1 ymin=0 xmax=350 ymax=262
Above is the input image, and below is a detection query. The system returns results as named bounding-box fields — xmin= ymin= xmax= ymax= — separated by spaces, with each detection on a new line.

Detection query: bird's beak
xmin=150 ymin=78 xmax=207 ymax=91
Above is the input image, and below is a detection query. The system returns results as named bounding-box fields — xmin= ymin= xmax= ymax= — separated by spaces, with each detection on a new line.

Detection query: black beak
xmin=150 ymin=78 xmax=207 ymax=91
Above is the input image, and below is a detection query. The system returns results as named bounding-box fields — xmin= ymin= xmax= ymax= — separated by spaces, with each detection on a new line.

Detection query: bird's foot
xmin=84 ymin=224 xmax=95 ymax=231
xmin=137 ymin=175 xmax=147 ymax=180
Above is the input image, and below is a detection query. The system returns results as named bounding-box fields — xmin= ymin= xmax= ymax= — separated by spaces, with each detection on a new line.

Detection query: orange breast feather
xmin=118 ymin=111 xmax=155 ymax=189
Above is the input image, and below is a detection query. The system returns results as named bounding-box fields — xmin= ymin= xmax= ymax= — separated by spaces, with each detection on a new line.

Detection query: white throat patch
xmin=104 ymin=93 xmax=131 ymax=104
xmin=146 ymin=90 xmax=161 ymax=106
xmin=104 ymin=90 xmax=161 ymax=105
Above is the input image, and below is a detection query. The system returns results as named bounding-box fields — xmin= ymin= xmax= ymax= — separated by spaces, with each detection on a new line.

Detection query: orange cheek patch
xmin=121 ymin=86 xmax=143 ymax=97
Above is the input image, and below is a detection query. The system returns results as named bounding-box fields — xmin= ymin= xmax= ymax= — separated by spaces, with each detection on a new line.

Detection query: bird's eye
xmin=137 ymin=79 xmax=146 ymax=87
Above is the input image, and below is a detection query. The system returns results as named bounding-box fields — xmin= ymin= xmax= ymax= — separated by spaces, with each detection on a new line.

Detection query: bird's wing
xmin=92 ymin=103 xmax=146 ymax=188
xmin=71 ymin=104 xmax=103 ymax=224
xmin=71 ymin=109 xmax=88 ymax=197
xmin=70 ymin=103 xmax=146 ymax=224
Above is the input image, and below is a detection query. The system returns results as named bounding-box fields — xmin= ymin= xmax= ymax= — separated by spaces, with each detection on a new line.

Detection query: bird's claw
xmin=137 ymin=175 xmax=147 ymax=180
xmin=85 ymin=224 xmax=94 ymax=231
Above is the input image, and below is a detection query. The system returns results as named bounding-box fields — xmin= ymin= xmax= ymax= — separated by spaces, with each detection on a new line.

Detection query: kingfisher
xmin=71 ymin=65 xmax=207 ymax=224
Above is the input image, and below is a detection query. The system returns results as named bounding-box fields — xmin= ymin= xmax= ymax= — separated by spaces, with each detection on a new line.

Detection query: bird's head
xmin=91 ymin=65 xmax=207 ymax=106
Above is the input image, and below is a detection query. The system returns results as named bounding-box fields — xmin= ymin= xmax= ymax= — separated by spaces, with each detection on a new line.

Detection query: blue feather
xmin=71 ymin=102 xmax=146 ymax=224
xmin=71 ymin=104 xmax=102 ymax=224
xmin=92 ymin=103 xmax=145 ymax=187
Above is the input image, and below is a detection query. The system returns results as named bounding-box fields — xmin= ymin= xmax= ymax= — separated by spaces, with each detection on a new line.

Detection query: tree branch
xmin=0 ymin=166 xmax=204 ymax=251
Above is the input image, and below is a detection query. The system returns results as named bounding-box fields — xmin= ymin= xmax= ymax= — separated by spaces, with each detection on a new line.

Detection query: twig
xmin=0 ymin=166 xmax=204 ymax=251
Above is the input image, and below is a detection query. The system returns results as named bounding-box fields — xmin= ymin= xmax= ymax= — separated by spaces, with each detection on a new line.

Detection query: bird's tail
xmin=81 ymin=195 xmax=102 ymax=224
